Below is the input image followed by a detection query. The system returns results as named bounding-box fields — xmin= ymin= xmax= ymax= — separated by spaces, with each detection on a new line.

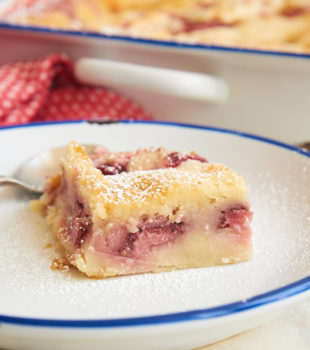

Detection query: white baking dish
xmin=0 ymin=22 xmax=309 ymax=144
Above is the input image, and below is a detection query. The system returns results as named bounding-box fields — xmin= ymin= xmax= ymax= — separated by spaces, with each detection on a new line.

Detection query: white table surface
xmin=200 ymin=297 xmax=310 ymax=350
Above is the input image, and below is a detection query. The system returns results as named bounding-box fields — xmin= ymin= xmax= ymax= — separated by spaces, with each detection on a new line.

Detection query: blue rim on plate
xmin=1 ymin=22 xmax=310 ymax=60
xmin=0 ymin=120 xmax=310 ymax=328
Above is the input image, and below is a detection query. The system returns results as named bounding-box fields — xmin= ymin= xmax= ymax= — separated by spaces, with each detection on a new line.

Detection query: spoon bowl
xmin=0 ymin=144 xmax=97 ymax=194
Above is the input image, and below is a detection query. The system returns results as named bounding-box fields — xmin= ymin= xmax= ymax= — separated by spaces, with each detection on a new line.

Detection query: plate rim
xmin=1 ymin=22 xmax=310 ymax=60
xmin=1 ymin=119 xmax=310 ymax=329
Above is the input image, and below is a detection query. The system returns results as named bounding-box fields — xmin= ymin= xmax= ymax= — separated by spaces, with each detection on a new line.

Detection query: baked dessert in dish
xmin=2 ymin=0 xmax=310 ymax=53
xmin=37 ymin=142 xmax=253 ymax=278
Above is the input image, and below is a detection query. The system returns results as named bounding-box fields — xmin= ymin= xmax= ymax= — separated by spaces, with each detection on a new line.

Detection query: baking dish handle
xmin=74 ymin=58 xmax=229 ymax=104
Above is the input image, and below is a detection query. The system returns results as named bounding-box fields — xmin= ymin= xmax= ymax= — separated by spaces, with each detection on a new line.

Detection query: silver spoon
xmin=0 ymin=144 xmax=97 ymax=195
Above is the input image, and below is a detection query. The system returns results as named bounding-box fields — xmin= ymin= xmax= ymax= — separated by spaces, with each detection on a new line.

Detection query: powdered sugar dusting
xmin=78 ymin=158 xmax=244 ymax=207
xmin=1 ymin=156 xmax=310 ymax=320
xmin=96 ymin=166 xmax=219 ymax=203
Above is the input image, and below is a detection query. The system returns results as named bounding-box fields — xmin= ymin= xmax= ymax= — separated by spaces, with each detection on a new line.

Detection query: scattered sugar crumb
xmin=51 ymin=258 xmax=70 ymax=272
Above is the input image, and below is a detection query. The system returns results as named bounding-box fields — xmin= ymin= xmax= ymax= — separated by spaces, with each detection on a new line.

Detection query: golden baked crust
xmin=2 ymin=0 xmax=310 ymax=53
xmin=66 ymin=142 xmax=248 ymax=220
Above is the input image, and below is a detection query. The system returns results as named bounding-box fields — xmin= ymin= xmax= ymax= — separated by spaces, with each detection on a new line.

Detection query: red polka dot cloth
xmin=0 ymin=53 xmax=151 ymax=126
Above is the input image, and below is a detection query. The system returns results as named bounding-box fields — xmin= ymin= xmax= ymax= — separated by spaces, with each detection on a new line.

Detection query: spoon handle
xmin=0 ymin=175 xmax=43 ymax=194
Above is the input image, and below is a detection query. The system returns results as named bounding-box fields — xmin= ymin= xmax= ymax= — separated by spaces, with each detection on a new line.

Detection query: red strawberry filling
xmin=96 ymin=163 xmax=126 ymax=175
xmin=67 ymin=201 xmax=252 ymax=261
xmin=164 ymin=152 xmax=207 ymax=168
xmin=91 ymin=149 xmax=134 ymax=175
xmin=118 ymin=217 xmax=185 ymax=258
xmin=91 ymin=149 xmax=207 ymax=175
xmin=281 ymin=6 xmax=309 ymax=18
xmin=174 ymin=17 xmax=236 ymax=34
xmin=218 ymin=207 xmax=253 ymax=234
xmin=71 ymin=201 xmax=92 ymax=248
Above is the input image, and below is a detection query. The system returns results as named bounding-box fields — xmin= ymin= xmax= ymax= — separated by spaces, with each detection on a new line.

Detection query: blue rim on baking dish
xmin=0 ymin=119 xmax=310 ymax=328
xmin=1 ymin=22 xmax=310 ymax=60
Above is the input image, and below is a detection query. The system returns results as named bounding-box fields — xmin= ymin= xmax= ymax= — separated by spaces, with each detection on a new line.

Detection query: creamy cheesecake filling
xmin=63 ymin=204 xmax=252 ymax=266
xmin=62 ymin=177 xmax=252 ymax=263
xmin=97 ymin=209 xmax=249 ymax=257
xmin=90 ymin=216 xmax=186 ymax=261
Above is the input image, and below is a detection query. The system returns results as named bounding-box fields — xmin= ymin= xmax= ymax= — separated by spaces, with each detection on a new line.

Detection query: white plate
xmin=1 ymin=121 xmax=310 ymax=350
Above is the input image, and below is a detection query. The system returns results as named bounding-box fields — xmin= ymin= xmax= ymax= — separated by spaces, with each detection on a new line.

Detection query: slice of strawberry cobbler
xmin=37 ymin=142 xmax=253 ymax=278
